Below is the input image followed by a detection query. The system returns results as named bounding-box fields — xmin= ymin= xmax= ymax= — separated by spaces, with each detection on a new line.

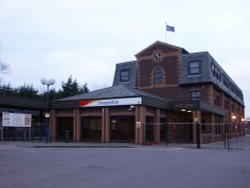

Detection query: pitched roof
xmin=56 ymin=85 xmax=168 ymax=102
xmin=135 ymin=41 xmax=188 ymax=57
xmin=0 ymin=95 xmax=45 ymax=110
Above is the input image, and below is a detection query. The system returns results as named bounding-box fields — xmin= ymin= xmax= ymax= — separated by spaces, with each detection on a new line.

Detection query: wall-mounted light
xmin=232 ymin=115 xmax=236 ymax=120
xmin=194 ymin=117 xmax=199 ymax=122
xmin=128 ymin=105 xmax=135 ymax=111
xmin=44 ymin=112 xmax=50 ymax=118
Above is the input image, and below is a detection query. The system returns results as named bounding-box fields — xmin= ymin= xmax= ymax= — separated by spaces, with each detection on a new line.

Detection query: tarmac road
xmin=0 ymin=144 xmax=250 ymax=188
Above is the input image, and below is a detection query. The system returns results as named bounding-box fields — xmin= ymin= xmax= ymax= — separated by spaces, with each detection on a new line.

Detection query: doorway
xmin=110 ymin=116 xmax=135 ymax=143
xmin=56 ymin=117 xmax=73 ymax=142
xmin=81 ymin=117 xmax=101 ymax=142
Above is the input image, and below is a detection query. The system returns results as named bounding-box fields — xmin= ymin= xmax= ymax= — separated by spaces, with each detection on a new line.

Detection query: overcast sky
xmin=0 ymin=0 xmax=250 ymax=117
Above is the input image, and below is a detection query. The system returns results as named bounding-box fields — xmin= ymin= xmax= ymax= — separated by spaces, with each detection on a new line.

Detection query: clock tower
xmin=135 ymin=41 xmax=188 ymax=100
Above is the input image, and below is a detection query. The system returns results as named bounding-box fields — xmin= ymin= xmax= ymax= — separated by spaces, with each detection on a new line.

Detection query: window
xmin=120 ymin=69 xmax=129 ymax=82
xmin=231 ymin=103 xmax=235 ymax=112
xmin=188 ymin=61 xmax=200 ymax=75
xmin=214 ymin=93 xmax=221 ymax=107
xmin=223 ymin=75 xmax=230 ymax=89
xmin=215 ymin=125 xmax=221 ymax=134
xmin=211 ymin=62 xmax=222 ymax=82
xmin=191 ymin=91 xmax=201 ymax=101
xmin=211 ymin=63 xmax=215 ymax=71
xmin=224 ymin=99 xmax=229 ymax=110
xmin=215 ymin=118 xmax=221 ymax=134
xmin=153 ymin=68 xmax=163 ymax=84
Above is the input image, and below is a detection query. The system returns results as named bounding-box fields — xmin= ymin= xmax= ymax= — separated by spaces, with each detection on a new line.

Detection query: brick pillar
xmin=154 ymin=108 xmax=160 ymax=144
xmin=211 ymin=113 xmax=215 ymax=142
xmin=135 ymin=106 xmax=140 ymax=145
xmin=209 ymin=85 xmax=214 ymax=104
xmin=73 ymin=108 xmax=80 ymax=142
xmin=101 ymin=107 xmax=110 ymax=143
xmin=192 ymin=110 xmax=201 ymax=144
xmin=105 ymin=107 xmax=110 ymax=143
xmin=49 ymin=109 xmax=56 ymax=141
xmin=135 ymin=106 xmax=146 ymax=145
xmin=221 ymin=93 xmax=225 ymax=110
xmin=101 ymin=108 xmax=105 ymax=143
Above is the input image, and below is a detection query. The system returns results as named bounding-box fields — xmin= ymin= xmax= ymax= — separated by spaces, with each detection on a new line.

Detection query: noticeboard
xmin=2 ymin=112 xmax=32 ymax=127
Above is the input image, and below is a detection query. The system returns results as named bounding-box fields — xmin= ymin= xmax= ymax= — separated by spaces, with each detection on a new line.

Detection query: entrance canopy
xmin=53 ymin=85 xmax=228 ymax=116
xmin=169 ymin=101 xmax=228 ymax=116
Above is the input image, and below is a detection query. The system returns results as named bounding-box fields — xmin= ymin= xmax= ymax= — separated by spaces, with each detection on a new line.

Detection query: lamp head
xmin=41 ymin=78 xmax=56 ymax=86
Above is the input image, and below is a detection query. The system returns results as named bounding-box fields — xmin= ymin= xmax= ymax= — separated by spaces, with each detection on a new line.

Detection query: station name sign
xmin=79 ymin=97 xmax=142 ymax=107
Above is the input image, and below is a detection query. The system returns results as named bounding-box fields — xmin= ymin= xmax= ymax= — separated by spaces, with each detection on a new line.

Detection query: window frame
xmin=188 ymin=61 xmax=201 ymax=75
xmin=191 ymin=91 xmax=201 ymax=101
xmin=120 ymin=69 xmax=130 ymax=82
xmin=214 ymin=93 xmax=221 ymax=107
xmin=153 ymin=68 xmax=163 ymax=84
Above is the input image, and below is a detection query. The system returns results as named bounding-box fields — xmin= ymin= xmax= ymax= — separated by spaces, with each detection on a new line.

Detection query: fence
xmin=1 ymin=122 xmax=249 ymax=151
xmin=0 ymin=124 xmax=46 ymax=141
xmin=144 ymin=122 xmax=250 ymax=151
xmin=143 ymin=122 xmax=196 ymax=148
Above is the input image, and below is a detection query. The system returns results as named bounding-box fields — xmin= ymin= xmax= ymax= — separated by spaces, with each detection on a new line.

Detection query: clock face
xmin=153 ymin=50 xmax=162 ymax=62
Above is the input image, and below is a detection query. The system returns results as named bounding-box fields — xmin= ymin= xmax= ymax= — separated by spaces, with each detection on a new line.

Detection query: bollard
xmin=65 ymin=131 xmax=70 ymax=143
xmin=196 ymin=122 xmax=201 ymax=149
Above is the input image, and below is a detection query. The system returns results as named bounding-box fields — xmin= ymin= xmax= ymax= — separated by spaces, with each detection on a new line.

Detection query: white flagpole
xmin=165 ymin=22 xmax=167 ymax=43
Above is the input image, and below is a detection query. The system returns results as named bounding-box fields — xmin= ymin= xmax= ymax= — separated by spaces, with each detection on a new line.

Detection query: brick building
xmin=50 ymin=41 xmax=245 ymax=144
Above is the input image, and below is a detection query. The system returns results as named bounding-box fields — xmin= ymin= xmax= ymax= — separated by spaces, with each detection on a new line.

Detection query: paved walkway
xmin=2 ymin=138 xmax=250 ymax=151
xmin=0 ymin=141 xmax=178 ymax=150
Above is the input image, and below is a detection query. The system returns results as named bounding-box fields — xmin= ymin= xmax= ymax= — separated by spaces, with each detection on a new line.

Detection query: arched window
xmin=153 ymin=68 xmax=163 ymax=84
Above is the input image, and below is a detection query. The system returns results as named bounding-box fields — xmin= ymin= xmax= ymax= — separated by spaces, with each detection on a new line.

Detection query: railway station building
xmin=50 ymin=41 xmax=245 ymax=145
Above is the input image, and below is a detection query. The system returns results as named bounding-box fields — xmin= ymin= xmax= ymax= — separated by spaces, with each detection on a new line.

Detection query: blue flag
xmin=166 ymin=25 xmax=175 ymax=32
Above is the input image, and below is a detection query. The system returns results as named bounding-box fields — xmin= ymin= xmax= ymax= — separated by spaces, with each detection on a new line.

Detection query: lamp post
xmin=41 ymin=78 xmax=55 ymax=143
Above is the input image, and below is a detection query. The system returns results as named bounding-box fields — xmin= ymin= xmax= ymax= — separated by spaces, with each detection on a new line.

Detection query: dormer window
xmin=120 ymin=69 xmax=130 ymax=82
xmin=188 ymin=61 xmax=200 ymax=75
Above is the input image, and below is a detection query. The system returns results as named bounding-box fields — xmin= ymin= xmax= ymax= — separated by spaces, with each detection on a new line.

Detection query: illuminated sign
xmin=79 ymin=97 xmax=142 ymax=107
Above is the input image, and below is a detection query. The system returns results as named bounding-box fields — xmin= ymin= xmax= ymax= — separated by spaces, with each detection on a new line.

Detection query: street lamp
xmin=41 ymin=78 xmax=55 ymax=143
